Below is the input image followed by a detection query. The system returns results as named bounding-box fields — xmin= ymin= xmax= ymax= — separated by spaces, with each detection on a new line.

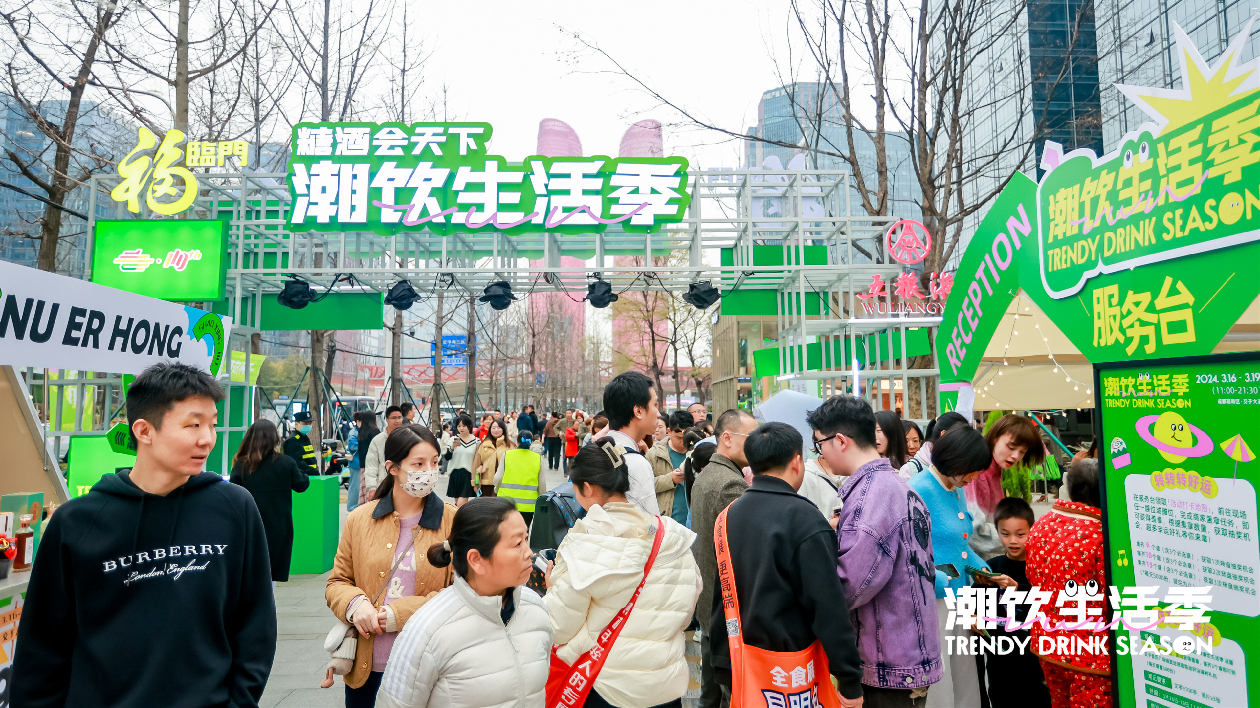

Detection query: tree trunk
xmin=672 ymin=340 xmax=681 ymax=412
xmin=320 ymin=0 xmax=331 ymax=120
xmin=324 ymin=332 xmax=338 ymax=436
xmin=430 ymin=291 xmax=445 ymax=434
xmin=391 ymin=309 xmax=403 ymax=404
xmin=175 ymin=0 xmax=190 ymax=132
xmin=306 ymin=330 xmax=324 ymax=472
xmin=29 ymin=5 xmax=115 ymax=272
xmin=465 ymin=295 xmax=476 ymax=412
xmin=250 ymin=333 xmax=262 ymax=419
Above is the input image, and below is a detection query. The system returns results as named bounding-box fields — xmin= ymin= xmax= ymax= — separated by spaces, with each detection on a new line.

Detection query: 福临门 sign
xmin=109 ymin=128 xmax=250 ymax=216
xmin=287 ymin=122 xmax=690 ymax=236
xmin=91 ymin=220 xmax=228 ymax=301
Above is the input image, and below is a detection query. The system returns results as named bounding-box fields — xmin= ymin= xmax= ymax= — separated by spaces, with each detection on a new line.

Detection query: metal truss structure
xmin=83 ymin=167 xmax=941 ymax=420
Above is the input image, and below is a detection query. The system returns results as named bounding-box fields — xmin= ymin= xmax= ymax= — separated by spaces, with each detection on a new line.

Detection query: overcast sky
xmin=415 ymin=0 xmax=795 ymax=169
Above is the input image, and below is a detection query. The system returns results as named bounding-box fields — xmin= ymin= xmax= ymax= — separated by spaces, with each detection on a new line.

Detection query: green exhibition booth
xmin=63 ymin=216 xmax=382 ymax=577
xmin=936 ymin=27 xmax=1260 ymax=708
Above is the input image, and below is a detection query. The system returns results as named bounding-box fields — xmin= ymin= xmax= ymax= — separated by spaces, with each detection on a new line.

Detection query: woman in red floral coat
xmin=1026 ymin=457 xmax=1112 ymax=708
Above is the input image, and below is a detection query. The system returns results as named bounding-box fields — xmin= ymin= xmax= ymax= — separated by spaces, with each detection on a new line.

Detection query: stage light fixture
xmin=277 ymin=278 xmax=316 ymax=309
xmin=479 ymin=280 xmax=518 ymax=311
xmin=681 ymin=280 xmax=720 ymax=310
xmin=586 ymin=279 xmax=618 ymax=308
xmin=385 ymin=280 xmax=420 ymax=310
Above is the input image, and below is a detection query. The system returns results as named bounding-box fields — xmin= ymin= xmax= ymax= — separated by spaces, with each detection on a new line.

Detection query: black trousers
xmin=345 ymin=670 xmax=383 ymax=708
xmin=583 ymin=688 xmax=682 ymax=708
xmin=862 ymin=685 xmax=927 ymax=708
xmin=985 ymin=635 xmax=1051 ymax=708
xmin=546 ymin=437 xmax=561 ymax=468
xmin=699 ymin=631 xmax=729 ymax=708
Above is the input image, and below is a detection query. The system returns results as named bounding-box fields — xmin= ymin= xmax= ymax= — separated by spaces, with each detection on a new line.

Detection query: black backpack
xmin=529 ymin=480 xmax=587 ymax=551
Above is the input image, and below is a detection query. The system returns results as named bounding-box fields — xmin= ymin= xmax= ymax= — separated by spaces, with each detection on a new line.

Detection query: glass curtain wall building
xmin=0 ymin=100 xmax=133 ymax=278
xmin=745 ymin=82 xmax=921 ymax=225
xmin=1096 ymin=0 xmax=1258 ymax=147
xmin=954 ymin=0 xmax=1102 ymax=263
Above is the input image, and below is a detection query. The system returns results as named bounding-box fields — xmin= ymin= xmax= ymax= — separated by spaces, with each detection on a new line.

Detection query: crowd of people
xmin=11 ymin=362 xmax=1109 ymax=708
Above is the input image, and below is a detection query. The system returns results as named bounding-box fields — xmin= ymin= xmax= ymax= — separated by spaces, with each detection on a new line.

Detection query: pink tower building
xmin=611 ymin=120 xmax=671 ymax=386
xmin=528 ymin=119 xmax=588 ymax=406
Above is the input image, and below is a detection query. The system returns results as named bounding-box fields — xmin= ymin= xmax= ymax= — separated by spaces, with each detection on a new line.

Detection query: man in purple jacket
xmin=808 ymin=396 xmax=942 ymax=708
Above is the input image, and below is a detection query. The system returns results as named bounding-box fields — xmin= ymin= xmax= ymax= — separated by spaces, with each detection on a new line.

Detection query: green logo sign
xmin=106 ymin=421 xmax=137 ymax=456
xmin=287 ymin=121 xmax=690 ymax=236
xmin=1037 ymin=79 xmax=1260 ymax=298
xmin=190 ymin=310 xmax=226 ymax=378
xmin=91 ymin=220 xmax=229 ymax=301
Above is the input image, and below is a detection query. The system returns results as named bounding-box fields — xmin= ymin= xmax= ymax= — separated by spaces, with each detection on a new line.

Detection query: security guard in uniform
xmin=496 ymin=431 xmax=545 ymax=527
xmin=284 ymin=410 xmax=319 ymax=475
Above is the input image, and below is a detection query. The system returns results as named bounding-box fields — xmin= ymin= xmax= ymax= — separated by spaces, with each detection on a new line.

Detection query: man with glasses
xmin=808 ymin=396 xmax=941 ymax=707
xmin=360 ymin=405 xmax=405 ymax=505
xmin=690 ymin=408 xmax=758 ymax=708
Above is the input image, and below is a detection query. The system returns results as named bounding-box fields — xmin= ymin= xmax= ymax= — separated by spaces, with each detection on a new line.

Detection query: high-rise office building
xmin=1096 ymin=0 xmax=1257 ymax=147
xmin=954 ymin=0 xmax=1103 ymax=261
xmin=0 ymin=100 xmax=133 ymax=278
xmin=745 ymin=82 xmax=921 ymax=223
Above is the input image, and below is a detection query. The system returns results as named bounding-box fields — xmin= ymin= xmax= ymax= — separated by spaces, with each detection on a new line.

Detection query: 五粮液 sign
xmin=287 ymin=122 xmax=691 ymax=235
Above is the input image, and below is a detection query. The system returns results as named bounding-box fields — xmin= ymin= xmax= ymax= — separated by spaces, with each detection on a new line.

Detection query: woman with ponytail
xmin=376 ymin=497 xmax=552 ymax=708
xmin=543 ymin=438 xmax=702 ymax=708
xmin=326 ymin=425 xmax=458 ymax=707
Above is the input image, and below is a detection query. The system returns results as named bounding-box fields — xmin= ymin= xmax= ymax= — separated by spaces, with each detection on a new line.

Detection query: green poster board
xmin=66 ymin=435 xmax=137 ymax=498
xmin=290 ymin=475 xmax=340 ymax=575
xmin=91 ymin=220 xmax=229 ymax=301
xmin=260 ymin=292 xmax=383 ymax=331
xmin=1095 ymin=352 xmax=1259 ymax=708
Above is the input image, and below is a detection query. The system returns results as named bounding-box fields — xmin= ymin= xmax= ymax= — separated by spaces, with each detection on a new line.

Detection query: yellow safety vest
xmin=500 ymin=449 xmax=542 ymax=512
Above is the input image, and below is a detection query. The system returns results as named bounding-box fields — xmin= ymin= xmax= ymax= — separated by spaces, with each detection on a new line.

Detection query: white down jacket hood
xmin=546 ymin=502 xmax=702 ymax=708
xmin=377 ymin=575 xmax=553 ymax=708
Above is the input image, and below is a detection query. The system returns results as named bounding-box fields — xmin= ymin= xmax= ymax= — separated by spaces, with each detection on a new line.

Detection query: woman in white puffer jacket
xmin=378 ymin=497 xmax=552 ymax=708
xmin=545 ymin=438 xmax=702 ymax=708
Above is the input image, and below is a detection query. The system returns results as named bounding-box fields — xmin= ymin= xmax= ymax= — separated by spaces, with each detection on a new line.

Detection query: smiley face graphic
xmin=1219 ymin=192 xmax=1243 ymax=225
xmin=1137 ymin=411 xmax=1213 ymax=463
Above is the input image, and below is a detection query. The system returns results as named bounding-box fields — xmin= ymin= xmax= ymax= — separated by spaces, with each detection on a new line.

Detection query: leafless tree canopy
xmin=564 ymin=0 xmax=1098 ymax=275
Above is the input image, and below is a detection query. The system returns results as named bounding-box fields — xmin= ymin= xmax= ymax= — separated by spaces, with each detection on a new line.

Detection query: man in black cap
xmin=284 ymin=411 xmax=318 ymax=475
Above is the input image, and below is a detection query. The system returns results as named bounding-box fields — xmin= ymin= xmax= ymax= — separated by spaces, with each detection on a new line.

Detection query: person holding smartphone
xmin=809 ymin=396 xmax=942 ymax=707
xmin=907 ymin=428 xmax=1015 ymax=708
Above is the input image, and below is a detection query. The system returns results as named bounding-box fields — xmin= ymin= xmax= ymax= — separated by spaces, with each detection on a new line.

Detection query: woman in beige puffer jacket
xmin=545 ymin=438 xmax=702 ymax=708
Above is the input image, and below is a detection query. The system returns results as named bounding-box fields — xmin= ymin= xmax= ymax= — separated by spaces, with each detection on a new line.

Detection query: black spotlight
xmin=385 ymin=280 xmax=420 ymax=310
xmin=479 ymin=280 xmax=518 ymax=311
xmin=586 ymin=279 xmax=618 ymax=308
xmin=682 ymin=280 xmax=720 ymax=309
xmin=277 ymin=278 xmax=316 ymax=309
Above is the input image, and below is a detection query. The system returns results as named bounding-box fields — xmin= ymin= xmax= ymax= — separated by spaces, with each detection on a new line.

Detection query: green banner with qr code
xmin=1096 ymin=352 xmax=1260 ymax=708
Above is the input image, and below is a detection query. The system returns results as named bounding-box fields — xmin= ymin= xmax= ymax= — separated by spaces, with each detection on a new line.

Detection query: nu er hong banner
xmin=287 ymin=121 xmax=690 ymax=236
xmin=0 ymin=260 xmax=232 ymax=377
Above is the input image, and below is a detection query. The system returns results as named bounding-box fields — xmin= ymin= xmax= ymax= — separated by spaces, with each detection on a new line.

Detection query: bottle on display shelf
xmin=13 ymin=514 xmax=34 ymax=572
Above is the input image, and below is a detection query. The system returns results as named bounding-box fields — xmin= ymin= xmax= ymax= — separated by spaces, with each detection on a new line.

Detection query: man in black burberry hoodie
xmin=14 ymin=362 xmax=277 ymax=708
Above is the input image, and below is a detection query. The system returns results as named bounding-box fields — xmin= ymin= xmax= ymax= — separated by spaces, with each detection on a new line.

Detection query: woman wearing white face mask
xmin=327 ymin=424 xmax=458 ymax=708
